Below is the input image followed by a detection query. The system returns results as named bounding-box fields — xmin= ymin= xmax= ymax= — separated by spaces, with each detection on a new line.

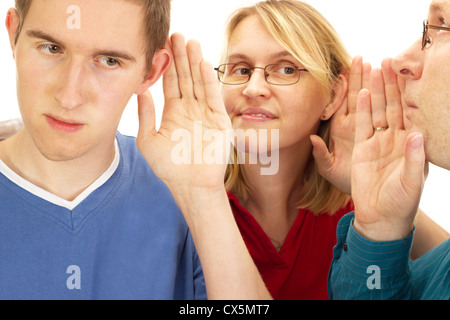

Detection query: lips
xmin=45 ymin=115 xmax=84 ymax=133
xmin=239 ymin=108 xmax=277 ymax=122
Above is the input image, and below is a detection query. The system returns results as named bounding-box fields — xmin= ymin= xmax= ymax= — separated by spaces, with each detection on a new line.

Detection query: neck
xmin=238 ymin=140 xmax=312 ymax=220
xmin=235 ymin=141 xmax=312 ymax=247
xmin=0 ymin=130 xmax=116 ymax=201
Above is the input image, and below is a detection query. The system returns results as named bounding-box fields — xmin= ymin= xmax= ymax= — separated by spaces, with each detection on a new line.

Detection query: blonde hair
xmin=223 ymin=0 xmax=352 ymax=215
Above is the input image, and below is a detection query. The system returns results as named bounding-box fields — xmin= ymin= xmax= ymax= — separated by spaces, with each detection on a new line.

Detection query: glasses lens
xmin=266 ymin=64 xmax=300 ymax=85
xmin=217 ymin=63 xmax=251 ymax=85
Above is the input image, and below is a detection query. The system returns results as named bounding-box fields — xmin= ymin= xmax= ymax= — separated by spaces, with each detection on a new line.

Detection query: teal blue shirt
xmin=328 ymin=212 xmax=449 ymax=300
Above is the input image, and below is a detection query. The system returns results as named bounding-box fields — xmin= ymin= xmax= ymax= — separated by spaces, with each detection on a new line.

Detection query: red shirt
xmin=228 ymin=192 xmax=353 ymax=300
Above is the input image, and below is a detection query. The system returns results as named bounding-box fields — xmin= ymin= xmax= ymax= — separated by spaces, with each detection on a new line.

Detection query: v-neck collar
xmin=0 ymin=137 xmax=124 ymax=233
xmin=228 ymin=192 xmax=308 ymax=264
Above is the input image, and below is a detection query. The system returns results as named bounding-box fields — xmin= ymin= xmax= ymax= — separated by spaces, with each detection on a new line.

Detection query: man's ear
xmin=135 ymin=38 xmax=172 ymax=95
xmin=5 ymin=8 xmax=20 ymax=58
xmin=321 ymin=74 xmax=348 ymax=120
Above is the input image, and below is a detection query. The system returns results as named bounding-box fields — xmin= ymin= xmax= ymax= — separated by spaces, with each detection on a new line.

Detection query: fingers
xmin=171 ymin=33 xmax=195 ymax=98
xmin=137 ymin=90 xmax=156 ymax=140
xmin=402 ymin=132 xmax=426 ymax=194
xmin=186 ymin=39 xmax=206 ymax=104
xmin=201 ymin=60 xmax=226 ymax=114
xmin=362 ymin=62 xmax=371 ymax=90
xmin=345 ymin=56 xmax=371 ymax=117
xmin=355 ymin=89 xmax=373 ymax=145
xmin=381 ymin=58 xmax=403 ymax=130
xmin=370 ymin=68 xmax=388 ymax=129
xmin=368 ymin=58 xmax=404 ymax=131
xmin=163 ymin=37 xmax=180 ymax=100
xmin=310 ymin=134 xmax=333 ymax=170
xmin=346 ymin=56 xmax=363 ymax=114
xmin=163 ymin=33 xmax=217 ymax=104
xmin=163 ymin=33 xmax=199 ymax=101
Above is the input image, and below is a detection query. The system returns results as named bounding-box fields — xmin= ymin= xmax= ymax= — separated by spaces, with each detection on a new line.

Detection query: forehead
xmin=229 ymin=17 xmax=285 ymax=56
xmin=23 ymin=0 xmax=145 ymax=53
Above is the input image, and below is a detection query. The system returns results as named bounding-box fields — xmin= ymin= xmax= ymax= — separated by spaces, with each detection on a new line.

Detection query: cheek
xmin=280 ymin=88 xmax=326 ymax=121
xmin=90 ymin=72 xmax=143 ymax=119
xmin=221 ymin=86 xmax=238 ymax=115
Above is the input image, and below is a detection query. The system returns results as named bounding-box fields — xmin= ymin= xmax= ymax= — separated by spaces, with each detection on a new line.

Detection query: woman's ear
xmin=5 ymin=8 xmax=20 ymax=58
xmin=135 ymin=38 xmax=172 ymax=95
xmin=321 ymin=74 xmax=348 ymax=120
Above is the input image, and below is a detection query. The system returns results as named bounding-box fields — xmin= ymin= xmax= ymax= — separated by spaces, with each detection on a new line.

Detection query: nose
xmin=54 ymin=59 xmax=87 ymax=110
xmin=242 ymin=68 xmax=271 ymax=99
xmin=392 ymin=38 xmax=424 ymax=81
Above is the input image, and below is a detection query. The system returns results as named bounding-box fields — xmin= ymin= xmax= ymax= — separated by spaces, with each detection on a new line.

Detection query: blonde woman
xmin=214 ymin=0 xmax=448 ymax=299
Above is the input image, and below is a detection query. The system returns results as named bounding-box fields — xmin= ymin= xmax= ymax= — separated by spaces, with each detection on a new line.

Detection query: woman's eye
xmin=40 ymin=44 xmax=63 ymax=55
xmin=279 ymin=67 xmax=295 ymax=74
xmin=234 ymin=68 xmax=250 ymax=75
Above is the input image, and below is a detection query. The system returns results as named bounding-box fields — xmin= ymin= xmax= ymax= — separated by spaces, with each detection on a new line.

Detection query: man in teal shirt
xmin=329 ymin=0 xmax=449 ymax=300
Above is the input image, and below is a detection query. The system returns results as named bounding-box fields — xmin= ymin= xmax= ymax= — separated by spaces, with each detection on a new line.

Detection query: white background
xmin=0 ymin=0 xmax=448 ymax=231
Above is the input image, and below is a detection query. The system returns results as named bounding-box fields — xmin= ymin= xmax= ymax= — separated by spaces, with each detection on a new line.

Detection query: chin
xmin=428 ymin=153 xmax=450 ymax=171
xmin=34 ymin=138 xmax=89 ymax=163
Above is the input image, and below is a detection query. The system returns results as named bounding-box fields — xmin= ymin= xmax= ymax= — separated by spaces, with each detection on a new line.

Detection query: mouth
xmin=239 ymin=108 xmax=277 ymax=122
xmin=45 ymin=115 xmax=85 ymax=133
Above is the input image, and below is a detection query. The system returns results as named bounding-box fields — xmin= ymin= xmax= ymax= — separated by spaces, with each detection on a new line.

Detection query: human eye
xmin=279 ymin=66 xmax=296 ymax=75
xmin=437 ymin=18 xmax=449 ymax=33
xmin=231 ymin=64 xmax=251 ymax=76
xmin=271 ymin=64 xmax=298 ymax=76
xmin=97 ymin=57 xmax=121 ymax=69
xmin=39 ymin=44 xmax=64 ymax=55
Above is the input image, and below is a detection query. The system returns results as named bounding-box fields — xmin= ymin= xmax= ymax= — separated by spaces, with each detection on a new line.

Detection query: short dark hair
xmin=14 ymin=0 xmax=171 ymax=75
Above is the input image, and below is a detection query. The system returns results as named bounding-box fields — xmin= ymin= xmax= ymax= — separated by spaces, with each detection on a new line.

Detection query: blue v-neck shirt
xmin=0 ymin=133 xmax=206 ymax=300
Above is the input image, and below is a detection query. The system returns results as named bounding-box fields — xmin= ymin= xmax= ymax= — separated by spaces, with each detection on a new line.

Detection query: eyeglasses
xmin=422 ymin=19 xmax=450 ymax=50
xmin=214 ymin=63 xmax=308 ymax=85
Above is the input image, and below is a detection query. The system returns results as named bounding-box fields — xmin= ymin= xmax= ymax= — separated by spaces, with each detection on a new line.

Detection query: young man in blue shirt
xmin=0 ymin=0 xmax=269 ymax=299
xmin=329 ymin=0 xmax=449 ymax=300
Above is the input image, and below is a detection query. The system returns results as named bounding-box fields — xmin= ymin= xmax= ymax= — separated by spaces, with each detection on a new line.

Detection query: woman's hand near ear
xmin=311 ymin=56 xmax=371 ymax=194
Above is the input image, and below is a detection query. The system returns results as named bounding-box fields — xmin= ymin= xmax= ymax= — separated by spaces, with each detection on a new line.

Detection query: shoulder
xmin=115 ymin=132 xmax=180 ymax=212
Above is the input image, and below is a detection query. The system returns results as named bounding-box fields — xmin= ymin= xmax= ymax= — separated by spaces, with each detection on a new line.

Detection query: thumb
xmin=402 ymin=132 xmax=426 ymax=194
xmin=310 ymin=134 xmax=333 ymax=173
xmin=137 ymin=90 xmax=156 ymax=141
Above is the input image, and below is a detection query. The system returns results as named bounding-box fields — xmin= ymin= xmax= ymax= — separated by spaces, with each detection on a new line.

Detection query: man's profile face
xmin=393 ymin=0 xmax=450 ymax=170
xmin=7 ymin=0 xmax=155 ymax=162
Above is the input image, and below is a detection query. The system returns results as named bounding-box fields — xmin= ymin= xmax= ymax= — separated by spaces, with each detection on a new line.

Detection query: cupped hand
xmin=136 ymin=33 xmax=232 ymax=194
xmin=351 ymin=58 xmax=426 ymax=241
xmin=311 ymin=56 xmax=371 ymax=194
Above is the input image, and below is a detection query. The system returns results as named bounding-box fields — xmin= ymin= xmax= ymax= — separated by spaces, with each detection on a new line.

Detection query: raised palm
xmin=311 ymin=56 xmax=371 ymax=194
xmin=351 ymin=59 xmax=426 ymax=241
xmin=136 ymin=34 xmax=232 ymax=193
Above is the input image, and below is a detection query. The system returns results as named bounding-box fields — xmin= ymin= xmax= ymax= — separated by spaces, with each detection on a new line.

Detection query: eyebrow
xmin=26 ymin=29 xmax=137 ymax=62
xmin=227 ymin=51 xmax=295 ymax=62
